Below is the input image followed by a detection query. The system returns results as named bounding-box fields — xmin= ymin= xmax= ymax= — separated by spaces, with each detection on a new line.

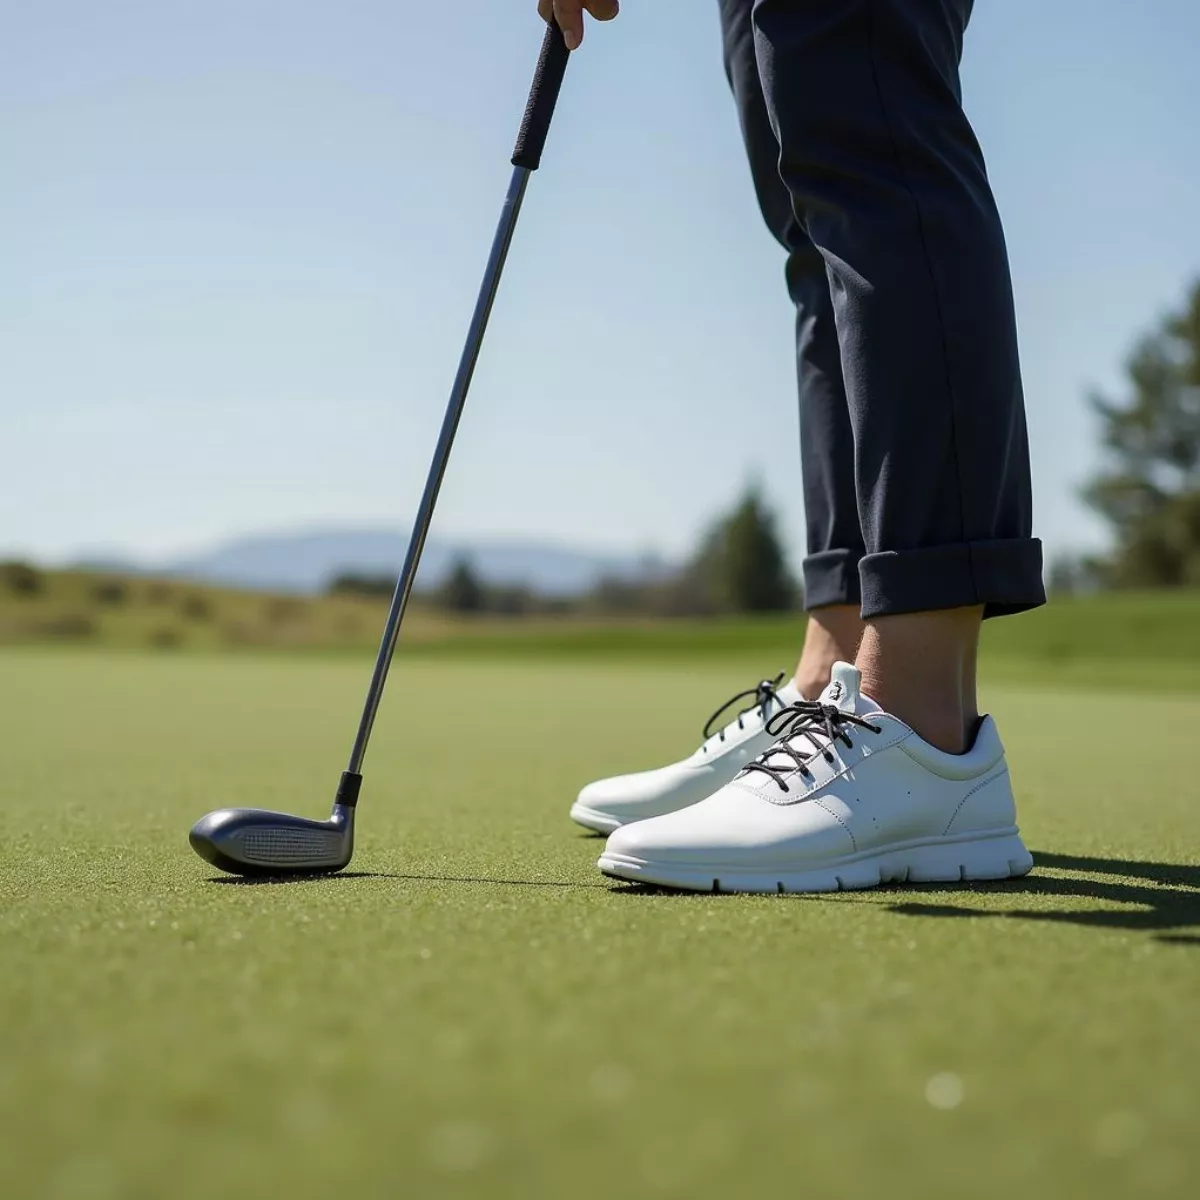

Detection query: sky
xmin=3 ymin=0 xmax=1199 ymax=570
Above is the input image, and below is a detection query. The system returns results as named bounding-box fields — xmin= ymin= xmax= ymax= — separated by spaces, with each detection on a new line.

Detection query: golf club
xmin=189 ymin=21 xmax=572 ymax=876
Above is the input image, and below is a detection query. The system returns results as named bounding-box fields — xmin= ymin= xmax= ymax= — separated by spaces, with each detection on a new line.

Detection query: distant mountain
xmin=160 ymin=527 xmax=661 ymax=596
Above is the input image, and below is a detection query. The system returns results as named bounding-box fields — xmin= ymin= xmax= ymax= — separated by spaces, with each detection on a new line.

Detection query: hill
xmin=2 ymin=563 xmax=1199 ymax=691
xmin=75 ymin=527 xmax=658 ymax=595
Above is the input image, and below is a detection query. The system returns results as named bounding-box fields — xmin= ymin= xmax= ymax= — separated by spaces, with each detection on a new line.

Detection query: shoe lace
xmin=701 ymin=672 xmax=788 ymax=749
xmin=741 ymin=701 xmax=881 ymax=793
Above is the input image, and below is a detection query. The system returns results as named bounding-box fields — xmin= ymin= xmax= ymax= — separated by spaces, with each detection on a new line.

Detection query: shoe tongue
xmin=818 ymin=662 xmax=862 ymax=713
xmin=748 ymin=664 xmax=861 ymax=781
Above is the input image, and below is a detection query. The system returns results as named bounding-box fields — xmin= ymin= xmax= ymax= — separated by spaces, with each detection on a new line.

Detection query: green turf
xmin=2 ymin=649 xmax=1198 ymax=1199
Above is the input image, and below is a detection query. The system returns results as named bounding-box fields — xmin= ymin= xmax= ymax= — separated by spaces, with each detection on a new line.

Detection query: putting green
xmin=1 ymin=649 xmax=1197 ymax=1199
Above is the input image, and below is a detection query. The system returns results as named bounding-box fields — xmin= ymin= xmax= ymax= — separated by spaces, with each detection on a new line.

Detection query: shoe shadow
xmin=605 ymin=851 xmax=1200 ymax=945
xmin=879 ymin=850 xmax=1200 ymax=944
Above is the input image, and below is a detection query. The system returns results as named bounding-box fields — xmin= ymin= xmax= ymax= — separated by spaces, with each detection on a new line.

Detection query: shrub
xmin=149 ymin=626 xmax=184 ymax=650
xmin=1 ymin=561 xmax=44 ymax=596
xmin=38 ymin=613 xmax=97 ymax=640
xmin=264 ymin=597 xmax=305 ymax=625
xmin=92 ymin=578 xmax=129 ymax=606
xmin=180 ymin=594 xmax=212 ymax=621
xmin=329 ymin=573 xmax=396 ymax=598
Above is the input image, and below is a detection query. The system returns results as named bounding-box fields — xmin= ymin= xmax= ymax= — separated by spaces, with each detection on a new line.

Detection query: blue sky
xmin=3 ymin=0 xmax=1199 ymax=569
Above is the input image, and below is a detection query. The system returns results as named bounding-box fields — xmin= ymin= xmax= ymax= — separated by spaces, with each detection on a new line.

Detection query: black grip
xmin=511 ymin=21 xmax=571 ymax=171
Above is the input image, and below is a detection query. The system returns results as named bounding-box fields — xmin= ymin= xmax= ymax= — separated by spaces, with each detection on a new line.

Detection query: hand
xmin=537 ymin=1 xmax=620 ymax=51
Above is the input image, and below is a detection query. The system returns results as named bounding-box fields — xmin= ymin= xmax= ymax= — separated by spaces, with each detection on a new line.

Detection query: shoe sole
xmin=597 ymin=829 xmax=1034 ymax=894
xmin=569 ymin=802 xmax=624 ymax=835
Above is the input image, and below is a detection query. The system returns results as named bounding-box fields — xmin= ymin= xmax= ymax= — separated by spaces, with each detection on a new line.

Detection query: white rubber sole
xmin=569 ymin=802 xmax=624 ymax=835
xmin=597 ymin=829 xmax=1034 ymax=894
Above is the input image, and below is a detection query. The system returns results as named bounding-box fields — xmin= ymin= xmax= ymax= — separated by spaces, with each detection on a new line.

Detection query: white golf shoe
xmin=597 ymin=662 xmax=1034 ymax=893
xmin=569 ymin=673 xmax=805 ymax=834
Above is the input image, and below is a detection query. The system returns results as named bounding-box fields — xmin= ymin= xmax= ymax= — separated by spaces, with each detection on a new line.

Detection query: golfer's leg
xmin=721 ymin=0 xmax=866 ymax=695
xmin=752 ymin=0 xmax=1044 ymax=748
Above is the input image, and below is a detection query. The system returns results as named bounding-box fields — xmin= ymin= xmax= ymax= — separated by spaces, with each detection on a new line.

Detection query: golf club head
xmin=189 ymin=803 xmax=355 ymax=877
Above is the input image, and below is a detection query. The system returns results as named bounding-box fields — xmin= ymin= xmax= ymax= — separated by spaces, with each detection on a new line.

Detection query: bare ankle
xmin=856 ymin=607 xmax=983 ymax=754
xmin=795 ymin=605 xmax=864 ymax=698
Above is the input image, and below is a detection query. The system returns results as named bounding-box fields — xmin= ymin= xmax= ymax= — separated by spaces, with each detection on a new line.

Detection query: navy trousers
xmin=720 ymin=0 xmax=1045 ymax=618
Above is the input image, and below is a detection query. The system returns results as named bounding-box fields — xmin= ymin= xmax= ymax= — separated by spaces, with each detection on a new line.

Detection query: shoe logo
xmin=827 ymin=682 xmax=844 ymax=702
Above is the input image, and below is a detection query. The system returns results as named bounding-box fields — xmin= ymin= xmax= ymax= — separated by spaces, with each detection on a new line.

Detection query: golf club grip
xmin=511 ymin=21 xmax=570 ymax=171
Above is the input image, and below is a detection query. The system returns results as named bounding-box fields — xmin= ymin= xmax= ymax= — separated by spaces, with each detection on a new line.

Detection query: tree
xmin=1084 ymin=280 xmax=1200 ymax=587
xmin=1 ymin=561 xmax=43 ymax=596
xmin=91 ymin=578 xmax=128 ymax=606
xmin=328 ymin=572 xmax=396 ymax=598
xmin=438 ymin=557 xmax=485 ymax=614
xmin=690 ymin=485 xmax=799 ymax=613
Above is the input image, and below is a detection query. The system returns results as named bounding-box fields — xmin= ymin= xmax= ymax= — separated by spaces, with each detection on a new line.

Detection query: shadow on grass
xmin=207 ymin=871 xmax=608 ymax=890
xmin=880 ymin=850 xmax=1200 ymax=944
xmin=204 ymin=851 xmax=1199 ymax=937
xmin=208 ymin=871 xmax=393 ymax=886
xmin=607 ymin=850 xmax=1200 ymax=944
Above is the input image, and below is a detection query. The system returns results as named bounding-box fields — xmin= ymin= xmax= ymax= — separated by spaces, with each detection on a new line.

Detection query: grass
xmin=2 ymin=645 xmax=1198 ymax=1199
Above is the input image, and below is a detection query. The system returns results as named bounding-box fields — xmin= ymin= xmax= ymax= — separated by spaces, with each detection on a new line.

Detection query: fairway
xmin=2 ymin=648 xmax=1197 ymax=1199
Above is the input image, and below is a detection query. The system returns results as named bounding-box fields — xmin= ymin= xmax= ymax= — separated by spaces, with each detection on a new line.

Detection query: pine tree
xmin=439 ymin=558 xmax=485 ymax=613
xmin=1084 ymin=280 xmax=1200 ymax=586
xmin=691 ymin=485 xmax=799 ymax=613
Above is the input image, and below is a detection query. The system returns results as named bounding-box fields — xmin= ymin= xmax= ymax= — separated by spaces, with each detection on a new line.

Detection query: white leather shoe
xmin=569 ymin=674 xmax=804 ymax=833
xmin=597 ymin=662 xmax=1034 ymax=893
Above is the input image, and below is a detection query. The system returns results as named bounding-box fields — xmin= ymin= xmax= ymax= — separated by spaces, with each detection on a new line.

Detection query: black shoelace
xmin=741 ymin=701 xmax=881 ymax=793
xmin=701 ymin=672 xmax=788 ymax=747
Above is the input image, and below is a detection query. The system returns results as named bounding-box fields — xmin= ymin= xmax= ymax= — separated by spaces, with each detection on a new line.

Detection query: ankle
xmin=857 ymin=670 xmax=975 ymax=753
xmin=795 ymin=670 xmax=830 ymax=701
xmin=856 ymin=607 xmax=983 ymax=754
xmin=795 ymin=605 xmax=864 ymax=699
xmin=795 ymin=657 xmax=837 ymax=701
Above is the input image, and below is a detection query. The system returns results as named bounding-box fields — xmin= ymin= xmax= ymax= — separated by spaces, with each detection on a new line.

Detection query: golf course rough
xmin=1 ymin=647 xmax=1197 ymax=1199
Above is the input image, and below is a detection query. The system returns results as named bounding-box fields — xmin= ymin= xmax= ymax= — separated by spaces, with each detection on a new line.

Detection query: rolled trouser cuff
xmin=859 ymin=538 xmax=1045 ymax=620
xmin=803 ymin=548 xmax=864 ymax=610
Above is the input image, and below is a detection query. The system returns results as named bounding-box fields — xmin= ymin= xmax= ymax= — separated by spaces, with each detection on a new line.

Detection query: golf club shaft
xmin=344 ymin=22 xmax=571 ymax=780
xmin=346 ymin=164 xmax=531 ymax=774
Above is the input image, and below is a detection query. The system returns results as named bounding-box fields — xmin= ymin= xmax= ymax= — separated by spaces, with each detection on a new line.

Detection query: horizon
xmin=49 ymin=519 xmax=669 ymax=571
xmin=39 ymin=521 xmax=674 ymax=597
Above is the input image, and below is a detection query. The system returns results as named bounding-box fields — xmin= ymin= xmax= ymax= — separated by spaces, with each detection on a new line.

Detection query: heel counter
xmin=943 ymin=768 xmax=1017 ymax=837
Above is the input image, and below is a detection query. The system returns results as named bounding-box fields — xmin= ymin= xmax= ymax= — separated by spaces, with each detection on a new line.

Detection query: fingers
xmin=586 ymin=1 xmax=620 ymax=21
xmin=552 ymin=1 xmax=585 ymax=50
xmin=543 ymin=0 xmax=618 ymax=51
